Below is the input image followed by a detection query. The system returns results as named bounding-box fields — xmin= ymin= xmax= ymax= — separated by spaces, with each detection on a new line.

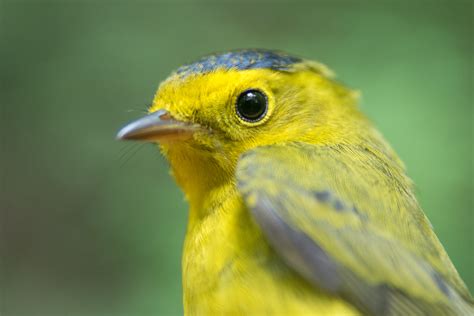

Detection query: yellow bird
xmin=117 ymin=49 xmax=473 ymax=315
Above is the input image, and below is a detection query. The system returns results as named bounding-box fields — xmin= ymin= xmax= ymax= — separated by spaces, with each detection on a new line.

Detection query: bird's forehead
xmin=173 ymin=49 xmax=302 ymax=78
xmin=153 ymin=67 xmax=273 ymax=113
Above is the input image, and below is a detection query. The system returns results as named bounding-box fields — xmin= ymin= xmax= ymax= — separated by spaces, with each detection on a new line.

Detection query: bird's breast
xmin=181 ymin=185 xmax=358 ymax=315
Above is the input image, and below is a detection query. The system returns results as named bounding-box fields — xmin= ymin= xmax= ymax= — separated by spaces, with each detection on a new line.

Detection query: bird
xmin=117 ymin=49 xmax=473 ymax=315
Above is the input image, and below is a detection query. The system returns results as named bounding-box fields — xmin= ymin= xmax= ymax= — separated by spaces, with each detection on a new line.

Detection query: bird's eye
xmin=236 ymin=89 xmax=268 ymax=123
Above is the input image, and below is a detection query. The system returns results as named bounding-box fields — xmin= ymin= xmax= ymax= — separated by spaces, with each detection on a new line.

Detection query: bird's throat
xmin=163 ymin=143 xmax=236 ymax=222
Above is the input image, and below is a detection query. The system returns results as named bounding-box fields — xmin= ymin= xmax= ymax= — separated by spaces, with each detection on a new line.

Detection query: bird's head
xmin=117 ymin=50 xmax=362 ymax=205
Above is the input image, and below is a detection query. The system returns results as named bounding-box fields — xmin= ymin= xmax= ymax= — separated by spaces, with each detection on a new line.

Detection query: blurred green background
xmin=1 ymin=1 xmax=472 ymax=315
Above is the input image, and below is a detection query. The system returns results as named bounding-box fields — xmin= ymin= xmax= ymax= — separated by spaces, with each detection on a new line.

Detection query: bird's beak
xmin=116 ymin=109 xmax=199 ymax=142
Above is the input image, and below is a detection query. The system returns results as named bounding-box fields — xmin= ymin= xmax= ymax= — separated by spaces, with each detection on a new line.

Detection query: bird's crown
xmin=173 ymin=49 xmax=303 ymax=78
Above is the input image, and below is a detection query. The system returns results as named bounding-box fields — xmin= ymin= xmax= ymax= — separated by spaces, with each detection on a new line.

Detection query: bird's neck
xmin=164 ymin=144 xmax=236 ymax=224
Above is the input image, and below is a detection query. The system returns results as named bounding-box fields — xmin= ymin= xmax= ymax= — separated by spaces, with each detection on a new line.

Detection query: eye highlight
xmin=235 ymin=89 xmax=268 ymax=123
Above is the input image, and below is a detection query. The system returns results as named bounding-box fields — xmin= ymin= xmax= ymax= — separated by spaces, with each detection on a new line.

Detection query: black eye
xmin=236 ymin=89 xmax=268 ymax=122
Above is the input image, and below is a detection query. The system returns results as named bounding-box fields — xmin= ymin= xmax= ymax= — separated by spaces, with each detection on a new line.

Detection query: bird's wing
xmin=236 ymin=142 xmax=472 ymax=315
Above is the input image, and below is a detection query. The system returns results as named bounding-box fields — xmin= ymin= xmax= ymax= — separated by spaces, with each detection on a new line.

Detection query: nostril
xmin=153 ymin=109 xmax=172 ymax=121
xmin=159 ymin=112 xmax=172 ymax=121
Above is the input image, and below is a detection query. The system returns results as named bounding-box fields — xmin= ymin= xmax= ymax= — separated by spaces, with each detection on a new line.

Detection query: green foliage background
xmin=1 ymin=1 xmax=472 ymax=315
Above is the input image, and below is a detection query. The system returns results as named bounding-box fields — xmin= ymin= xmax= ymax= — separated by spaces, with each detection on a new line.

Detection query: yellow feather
xmin=118 ymin=50 xmax=473 ymax=315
